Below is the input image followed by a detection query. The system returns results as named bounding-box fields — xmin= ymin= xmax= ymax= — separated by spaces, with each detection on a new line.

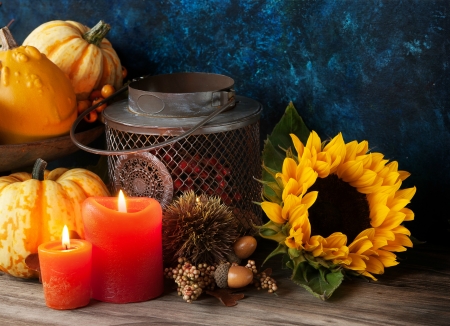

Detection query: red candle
xmin=81 ymin=191 xmax=163 ymax=303
xmin=38 ymin=226 xmax=92 ymax=310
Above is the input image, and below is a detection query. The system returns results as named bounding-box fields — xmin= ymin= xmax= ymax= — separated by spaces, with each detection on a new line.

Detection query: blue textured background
xmin=1 ymin=0 xmax=449 ymax=244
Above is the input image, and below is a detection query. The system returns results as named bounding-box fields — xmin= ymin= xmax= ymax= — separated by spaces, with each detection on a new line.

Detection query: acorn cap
xmin=214 ymin=263 xmax=230 ymax=288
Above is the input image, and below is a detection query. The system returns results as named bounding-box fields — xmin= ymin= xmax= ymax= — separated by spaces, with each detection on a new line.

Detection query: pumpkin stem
xmin=0 ymin=26 xmax=19 ymax=51
xmin=83 ymin=20 xmax=111 ymax=47
xmin=32 ymin=158 xmax=48 ymax=181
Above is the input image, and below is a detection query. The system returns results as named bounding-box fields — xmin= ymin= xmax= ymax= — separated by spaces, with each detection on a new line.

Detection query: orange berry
xmin=101 ymin=84 xmax=115 ymax=99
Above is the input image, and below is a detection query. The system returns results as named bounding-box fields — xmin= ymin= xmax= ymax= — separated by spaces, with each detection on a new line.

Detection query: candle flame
xmin=62 ymin=225 xmax=70 ymax=250
xmin=118 ymin=190 xmax=127 ymax=213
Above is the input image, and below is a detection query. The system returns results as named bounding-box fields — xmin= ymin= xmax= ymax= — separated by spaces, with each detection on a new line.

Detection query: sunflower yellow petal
xmin=359 ymin=270 xmax=378 ymax=281
xmin=356 ymin=140 xmax=368 ymax=156
xmin=379 ymin=210 xmax=406 ymax=230
xmin=338 ymin=161 xmax=364 ymax=183
xmin=368 ymin=191 xmax=389 ymax=207
xmin=370 ymin=153 xmax=389 ymax=173
xmin=387 ymin=161 xmax=399 ymax=172
xmin=283 ymin=194 xmax=302 ymax=213
xmin=302 ymin=191 xmax=318 ymax=208
xmin=346 ymin=253 xmax=367 ymax=270
xmin=305 ymin=130 xmax=322 ymax=153
xmin=350 ymin=169 xmax=377 ymax=188
xmin=398 ymin=170 xmax=411 ymax=181
xmin=364 ymin=256 xmax=385 ymax=275
xmin=357 ymin=153 xmax=373 ymax=169
xmin=314 ymin=161 xmax=331 ymax=178
xmin=324 ymin=232 xmax=347 ymax=248
xmin=387 ymin=233 xmax=413 ymax=248
xmin=290 ymin=133 xmax=305 ymax=157
xmin=374 ymin=228 xmax=396 ymax=242
xmin=401 ymin=207 xmax=415 ymax=221
xmin=305 ymin=235 xmax=325 ymax=256
xmin=275 ymin=173 xmax=289 ymax=185
xmin=391 ymin=225 xmax=411 ymax=236
xmin=344 ymin=141 xmax=358 ymax=161
xmin=395 ymin=187 xmax=417 ymax=201
xmin=382 ymin=171 xmax=401 ymax=186
xmin=357 ymin=178 xmax=384 ymax=194
xmin=388 ymin=198 xmax=411 ymax=212
xmin=376 ymin=250 xmax=399 ymax=267
xmin=282 ymin=178 xmax=302 ymax=199
xmin=348 ymin=236 xmax=373 ymax=254
xmin=323 ymin=246 xmax=349 ymax=261
xmin=282 ymin=158 xmax=298 ymax=179
xmin=287 ymin=204 xmax=308 ymax=225
xmin=297 ymin=167 xmax=318 ymax=190
xmin=323 ymin=133 xmax=346 ymax=158
xmin=381 ymin=244 xmax=407 ymax=252
xmin=369 ymin=204 xmax=390 ymax=228
xmin=261 ymin=201 xmax=284 ymax=224
xmin=323 ymin=133 xmax=346 ymax=173
xmin=377 ymin=166 xmax=390 ymax=179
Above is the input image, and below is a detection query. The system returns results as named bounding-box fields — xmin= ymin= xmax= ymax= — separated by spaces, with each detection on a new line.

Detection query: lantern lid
xmin=103 ymin=95 xmax=261 ymax=135
xmin=103 ymin=72 xmax=261 ymax=135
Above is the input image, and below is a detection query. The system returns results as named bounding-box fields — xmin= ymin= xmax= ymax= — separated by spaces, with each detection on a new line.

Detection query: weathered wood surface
xmin=1 ymin=243 xmax=449 ymax=326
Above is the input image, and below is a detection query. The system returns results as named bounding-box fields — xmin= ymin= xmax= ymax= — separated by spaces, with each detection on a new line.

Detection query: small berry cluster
xmin=164 ymin=257 xmax=216 ymax=303
xmin=245 ymin=260 xmax=278 ymax=293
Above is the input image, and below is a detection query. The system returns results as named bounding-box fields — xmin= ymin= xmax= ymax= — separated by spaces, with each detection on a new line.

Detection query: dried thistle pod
xmin=214 ymin=263 xmax=254 ymax=289
xmin=163 ymin=191 xmax=240 ymax=266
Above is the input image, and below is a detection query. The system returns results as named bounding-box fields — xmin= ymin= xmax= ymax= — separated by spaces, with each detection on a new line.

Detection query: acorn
xmin=214 ymin=263 xmax=254 ymax=289
xmin=233 ymin=235 xmax=257 ymax=259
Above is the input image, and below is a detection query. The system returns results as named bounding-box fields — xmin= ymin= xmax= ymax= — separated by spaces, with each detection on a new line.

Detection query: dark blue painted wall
xmin=1 ymin=0 xmax=449 ymax=244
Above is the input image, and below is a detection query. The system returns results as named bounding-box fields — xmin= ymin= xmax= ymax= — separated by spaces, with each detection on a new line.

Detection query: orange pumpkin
xmin=0 ymin=26 xmax=77 ymax=145
xmin=23 ymin=20 xmax=123 ymax=101
xmin=0 ymin=159 xmax=110 ymax=278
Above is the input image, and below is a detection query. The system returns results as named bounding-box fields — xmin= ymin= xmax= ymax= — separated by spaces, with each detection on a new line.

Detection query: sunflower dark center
xmin=307 ymin=174 xmax=371 ymax=242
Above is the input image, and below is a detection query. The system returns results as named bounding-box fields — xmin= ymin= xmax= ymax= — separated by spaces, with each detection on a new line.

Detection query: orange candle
xmin=38 ymin=226 xmax=92 ymax=310
xmin=82 ymin=191 xmax=163 ymax=303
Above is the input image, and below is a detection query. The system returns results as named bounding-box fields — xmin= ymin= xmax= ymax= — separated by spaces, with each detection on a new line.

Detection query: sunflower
xmin=259 ymin=127 xmax=416 ymax=299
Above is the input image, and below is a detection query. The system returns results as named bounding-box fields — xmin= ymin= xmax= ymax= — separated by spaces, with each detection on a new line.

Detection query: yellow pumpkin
xmin=0 ymin=159 xmax=110 ymax=278
xmin=23 ymin=20 xmax=123 ymax=101
xmin=0 ymin=27 xmax=77 ymax=145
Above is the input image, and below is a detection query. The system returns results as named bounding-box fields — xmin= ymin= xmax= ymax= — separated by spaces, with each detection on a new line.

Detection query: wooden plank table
xmin=1 ymin=243 xmax=449 ymax=326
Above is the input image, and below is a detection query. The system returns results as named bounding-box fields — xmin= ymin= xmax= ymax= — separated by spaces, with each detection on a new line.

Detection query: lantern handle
xmin=69 ymin=76 xmax=236 ymax=156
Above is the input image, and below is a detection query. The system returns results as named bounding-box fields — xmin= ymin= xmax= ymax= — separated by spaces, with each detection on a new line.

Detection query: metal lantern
xmin=77 ymin=72 xmax=263 ymax=233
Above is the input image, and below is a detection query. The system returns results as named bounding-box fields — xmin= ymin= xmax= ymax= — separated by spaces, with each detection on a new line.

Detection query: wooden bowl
xmin=0 ymin=124 xmax=104 ymax=172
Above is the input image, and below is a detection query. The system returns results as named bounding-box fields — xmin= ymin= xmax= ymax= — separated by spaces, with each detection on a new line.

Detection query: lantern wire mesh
xmin=105 ymin=122 xmax=262 ymax=235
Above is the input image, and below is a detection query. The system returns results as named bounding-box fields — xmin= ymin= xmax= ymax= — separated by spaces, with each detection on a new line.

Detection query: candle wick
xmin=65 ymin=244 xmax=68 ymax=250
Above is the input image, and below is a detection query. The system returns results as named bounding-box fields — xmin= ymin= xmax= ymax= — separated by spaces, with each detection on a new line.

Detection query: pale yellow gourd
xmin=0 ymin=159 xmax=110 ymax=278
xmin=23 ymin=20 xmax=123 ymax=100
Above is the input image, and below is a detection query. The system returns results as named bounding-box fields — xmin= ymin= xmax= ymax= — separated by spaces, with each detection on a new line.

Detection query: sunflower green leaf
xmin=291 ymin=263 xmax=344 ymax=301
xmin=262 ymin=102 xmax=310 ymax=200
